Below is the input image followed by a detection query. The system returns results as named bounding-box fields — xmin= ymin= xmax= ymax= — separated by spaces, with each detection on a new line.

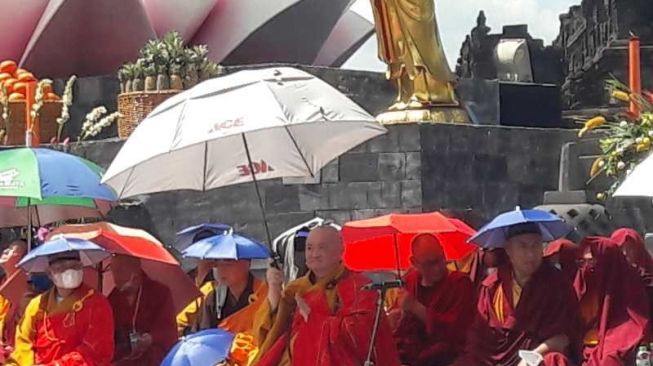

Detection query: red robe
xmin=544 ymin=239 xmax=579 ymax=284
xmin=392 ymin=270 xmax=475 ymax=365
xmin=454 ymin=263 xmax=580 ymax=366
xmin=574 ymin=236 xmax=649 ymax=366
xmin=108 ymin=275 xmax=178 ymax=366
xmin=253 ymin=267 xmax=400 ymax=366
xmin=7 ymin=285 xmax=115 ymax=366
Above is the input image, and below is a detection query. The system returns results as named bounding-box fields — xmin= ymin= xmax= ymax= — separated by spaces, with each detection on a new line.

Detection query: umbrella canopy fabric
xmin=18 ymin=236 xmax=109 ymax=272
xmin=0 ymin=148 xmax=116 ymax=227
xmin=613 ymin=152 xmax=653 ymax=197
xmin=47 ymin=222 xmax=177 ymax=265
xmin=342 ymin=212 xmax=477 ymax=272
xmin=101 ymin=66 xmax=386 ymax=198
xmin=162 ymin=328 xmax=234 ymax=366
xmin=174 ymin=223 xmax=232 ymax=252
xmin=182 ymin=232 xmax=271 ymax=260
xmin=47 ymin=222 xmax=199 ymax=314
xmin=468 ymin=207 xmax=573 ymax=249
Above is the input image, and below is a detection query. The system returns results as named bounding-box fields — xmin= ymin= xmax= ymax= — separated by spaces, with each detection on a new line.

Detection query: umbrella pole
xmin=240 ymin=134 xmax=277 ymax=259
xmin=26 ymin=203 xmax=32 ymax=251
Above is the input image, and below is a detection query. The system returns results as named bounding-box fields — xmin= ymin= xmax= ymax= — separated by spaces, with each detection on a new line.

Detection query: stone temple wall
xmin=63 ymin=123 xmax=580 ymax=247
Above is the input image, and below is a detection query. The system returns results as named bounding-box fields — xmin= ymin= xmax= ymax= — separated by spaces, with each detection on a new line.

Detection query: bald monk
xmin=454 ymin=223 xmax=580 ymax=366
xmin=575 ymin=236 xmax=649 ymax=365
xmin=252 ymin=225 xmax=400 ymax=366
xmin=388 ymin=233 xmax=475 ymax=365
xmin=544 ymin=239 xmax=579 ymax=284
xmin=108 ymin=255 xmax=177 ymax=366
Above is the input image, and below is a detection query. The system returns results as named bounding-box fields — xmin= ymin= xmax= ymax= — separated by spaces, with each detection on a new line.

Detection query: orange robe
xmin=176 ymin=281 xmax=215 ymax=336
xmin=217 ymin=279 xmax=268 ymax=335
xmin=252 ymin=266 xmax=400 ymax=366
xmin=6 ymin=285 xmax=115 ymax=366
xmin=108 ymin=275 xmax=177 ymax=366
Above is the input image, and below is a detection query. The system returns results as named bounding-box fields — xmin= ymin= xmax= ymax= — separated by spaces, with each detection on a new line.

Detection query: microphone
xmin=361 ymin=279 xmax=404 ymax=291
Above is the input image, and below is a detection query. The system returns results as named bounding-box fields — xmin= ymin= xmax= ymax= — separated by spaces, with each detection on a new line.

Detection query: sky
xmin=343 ymin=0 xmax=580 ymax=71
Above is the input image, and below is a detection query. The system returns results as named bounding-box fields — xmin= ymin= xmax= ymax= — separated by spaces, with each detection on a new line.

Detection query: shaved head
xmin=411 ymin=234 xmax=444 ymax=258
xmin=410 ymin=234 xmax=447 ymax=286
xmin=305 ymin=226 xmax=343 ymax=278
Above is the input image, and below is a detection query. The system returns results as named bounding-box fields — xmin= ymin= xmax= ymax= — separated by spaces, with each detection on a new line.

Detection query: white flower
xmin=636 ymin=137 xmax=644 ymax=144
xmin=617 ymin=161 xmax=626 ymax=170
xmin=649 ymin=130 xmax=653 ymax=138
xmin=598 ymin=160 xmax=605 ymax=168
xmin=619 ymin=121 xmax=629 ymax=128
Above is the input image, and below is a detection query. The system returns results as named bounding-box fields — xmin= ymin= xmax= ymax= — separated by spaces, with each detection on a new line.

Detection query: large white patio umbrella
xmin=102 ymin=66 xmax=386 ymax=243
xmin=614 ymin=152 xmax=653 ymax=197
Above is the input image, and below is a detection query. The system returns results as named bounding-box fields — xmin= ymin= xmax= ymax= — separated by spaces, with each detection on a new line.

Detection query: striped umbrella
xmin=0 ymin=147 xmax=116 ymax=238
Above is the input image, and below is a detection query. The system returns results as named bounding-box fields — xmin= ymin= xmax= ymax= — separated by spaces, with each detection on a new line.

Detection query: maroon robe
xmin=611 ymin=228 xmax=653 ymax=285
xmin=544 ymin=239 xmax=579 ymax=284
xmin=574 ymin=236 xmax=649 ymax=366
xmin=108 ymin=275 xmax=178 ymax=366
xmin=454 ymin=263 xmax=580 ymax=366
xmin=393 ymin=270 xmax=475 ymax=366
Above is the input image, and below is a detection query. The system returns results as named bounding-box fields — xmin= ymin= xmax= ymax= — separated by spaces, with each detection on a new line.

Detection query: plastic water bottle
xmin=636 ymin=345 xmax=651 ymax=366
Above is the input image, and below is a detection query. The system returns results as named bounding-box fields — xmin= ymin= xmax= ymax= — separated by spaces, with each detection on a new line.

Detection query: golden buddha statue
xmin=371 ymin=0 xmax=469 ymax=124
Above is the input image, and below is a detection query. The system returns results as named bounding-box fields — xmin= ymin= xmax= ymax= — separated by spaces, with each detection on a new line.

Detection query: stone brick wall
xmin=61 ymin=123 xmax=584 ymax=246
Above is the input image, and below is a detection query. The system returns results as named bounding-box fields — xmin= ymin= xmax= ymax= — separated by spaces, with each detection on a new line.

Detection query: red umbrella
xmin=48 ymin=222 xmax=200 ymax=314
xmin=342 ymin=212 xmax=477 ymax=272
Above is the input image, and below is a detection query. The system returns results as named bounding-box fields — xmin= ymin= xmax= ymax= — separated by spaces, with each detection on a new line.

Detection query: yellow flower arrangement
xmin=578 ymin=79 xmax=653 ymax=198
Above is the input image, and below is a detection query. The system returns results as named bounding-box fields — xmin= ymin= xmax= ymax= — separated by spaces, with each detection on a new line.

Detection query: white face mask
xmin=552 ymin=262 xmax=562 ymax=270
xmin=52 ymin=269 xmax=83 ymax=289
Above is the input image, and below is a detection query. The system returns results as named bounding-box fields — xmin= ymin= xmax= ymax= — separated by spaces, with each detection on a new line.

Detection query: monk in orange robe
xmin=388 ymin=233 xmax=475 ymax=365
xmin=6 ymin=251 xmax=115 ymax=366
xmin=0 ymin=240 xmax=28 ymax=353
xmin=454 ymin=223 xmax=580 ymax=366
xmin=176 ymin=259 xmax=217 ymax=336
xmin=108 ymin=255 xmax=177 ymax=366
xmin=252 ymin=225 xmax=400 ymax=366
xmin=186 ymin=259 xmax=267 ymax=335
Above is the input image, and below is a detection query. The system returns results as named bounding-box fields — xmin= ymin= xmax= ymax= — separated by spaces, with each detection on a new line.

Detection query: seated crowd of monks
xmin=0 ymin=222 xmax=650 ymax=366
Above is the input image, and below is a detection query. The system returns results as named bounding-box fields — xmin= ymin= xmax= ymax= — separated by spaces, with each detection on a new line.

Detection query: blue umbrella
xmin=182 ymin=230 xmax=271 ymax=260
xmin=17 ymin=236 xmax=110 ymax=272
xmin=162 ymin=328 xmax=234 ymax=366
xmin=468 ymin=207 xmax=573 ymax=248
xmin=174 ymin=223 xmax=232 ymax=252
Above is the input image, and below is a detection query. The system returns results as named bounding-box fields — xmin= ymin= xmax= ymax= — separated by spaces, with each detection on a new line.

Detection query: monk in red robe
xmin=388 ymin=233 xmax=475 ymax=365
xmin=543 ymin=239 xmax=579 ymax=283
xmin=108 ymin=255 xmax=177 ymax=366
xmin=252 ymin=225 xmax=400 ymax=366
xmin=574 ymin=236 xmax=649 ymax=365
xmin=454 ymin=223 xmax=580 ymax=366
xmin=6 ymin=251 xmax=115 ymax=366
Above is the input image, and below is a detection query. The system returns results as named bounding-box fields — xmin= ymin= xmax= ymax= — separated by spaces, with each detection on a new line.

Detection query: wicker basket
xmin=117 ymin=90 xmax=179 ymax=138
xmin=0 ymin=101 xmax=62 ymax=146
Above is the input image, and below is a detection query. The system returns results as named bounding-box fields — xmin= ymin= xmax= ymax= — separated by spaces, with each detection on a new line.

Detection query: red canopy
xmin=343 ymin=212 xmax=477 ymax=272
xmin=47 ymin=222 xmax=199 ymax=314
